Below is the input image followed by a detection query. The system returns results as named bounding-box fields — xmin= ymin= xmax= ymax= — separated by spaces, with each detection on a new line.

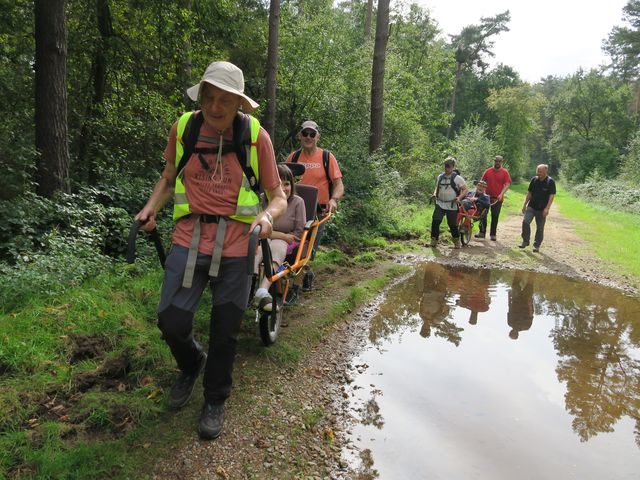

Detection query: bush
xmin=452 ymin=121 xmax=497 ymax=182
xmin=567 ymin=175 xmax=640 ymax=215
xmin=0 ymin=233 xmax=113 ymax=313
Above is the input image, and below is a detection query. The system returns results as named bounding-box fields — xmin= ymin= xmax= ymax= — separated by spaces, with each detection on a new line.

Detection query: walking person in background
xmin=135 ymin=61 xmax=286 ymax=440
xmin=519 ymin=164 xmax=556 ymax=253
xmin=430 ymin=156 xmax=468 ymax=249
xmin=477 ymin=155 xmax=512 ymax=241
xmin=287 ymin=120 xmax=344 ymax=292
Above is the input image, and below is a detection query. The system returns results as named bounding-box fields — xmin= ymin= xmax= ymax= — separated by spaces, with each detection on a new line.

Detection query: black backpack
xmin=291 ymin=148 xmax=333 ymax=198
xmin=176 ymin=111 xmax=260 ymax=196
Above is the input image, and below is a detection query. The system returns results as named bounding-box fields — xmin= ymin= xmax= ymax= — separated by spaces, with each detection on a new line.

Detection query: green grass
xmin=0 ymin=249 xmax=407 ymax=479
xmin=554 ymin=185 xmax=640 ymax=278
xmin=510 ymin=182 xmax=640 ymax=278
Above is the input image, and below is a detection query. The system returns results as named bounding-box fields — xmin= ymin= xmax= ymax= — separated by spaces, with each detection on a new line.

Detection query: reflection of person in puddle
xmin=455 ymin=268 xmax=491 ymax=325
xmin=507 ymin=271 xmax=534 ymax=339
xmin=419 ymin=263 xmax=450 ymax=337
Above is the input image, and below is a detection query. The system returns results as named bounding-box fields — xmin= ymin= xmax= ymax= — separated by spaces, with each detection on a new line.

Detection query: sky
xmin=420 ymin=0 xmax=630 ymax=83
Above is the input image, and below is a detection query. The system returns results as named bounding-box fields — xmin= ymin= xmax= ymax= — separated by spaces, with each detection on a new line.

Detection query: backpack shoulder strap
xmin=322 ymin=149 xmax=333 ymax=198
xmin=232 ymin=113 xmax=260 ymax=196
xmin=176 ymin=111 xmax=203 ymax=176
xmin=291 ymin=149 xmax=302 ymax=163
xmin=450 ymin=172 xmax=460 ymax=195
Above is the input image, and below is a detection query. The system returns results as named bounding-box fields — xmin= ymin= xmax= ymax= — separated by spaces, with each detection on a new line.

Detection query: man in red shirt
xmin=287 ymin=120 xmax=344 ymax=291
xmin=477 ymin=155 xmax=512 ymax=241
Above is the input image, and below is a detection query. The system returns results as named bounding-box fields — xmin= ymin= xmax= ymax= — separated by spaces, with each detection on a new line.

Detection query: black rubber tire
xmin=259 ymin=293 xmax=284 ymax=346
xmin=459 ymin=217 xmax=471 ymax=246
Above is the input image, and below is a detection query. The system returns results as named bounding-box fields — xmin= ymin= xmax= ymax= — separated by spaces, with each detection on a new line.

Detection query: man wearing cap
xmin=135 ymin=61 xmax=286 ymax=440
xmin=286 ymin=120 xmax=344 ymax=291
xmin=430 ymin=156 xmax=468 ymax=248
xmin=477 ymin=155 xmax=512 ymax=241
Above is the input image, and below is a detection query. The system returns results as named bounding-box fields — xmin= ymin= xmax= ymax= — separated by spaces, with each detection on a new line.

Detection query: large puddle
xmin=342 ymin=263 xmax=640 ymax=479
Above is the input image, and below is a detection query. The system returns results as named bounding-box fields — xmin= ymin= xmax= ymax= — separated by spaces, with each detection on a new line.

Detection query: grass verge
xmin=0 ymin=247 xmax=407 ymax=479
xmin=553 ymin=185 xmax=640 ymax=278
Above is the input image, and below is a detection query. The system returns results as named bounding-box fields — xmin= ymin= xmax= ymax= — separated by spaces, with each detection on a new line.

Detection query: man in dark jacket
xmin=519 ymin=164 xmax=556 ymax=253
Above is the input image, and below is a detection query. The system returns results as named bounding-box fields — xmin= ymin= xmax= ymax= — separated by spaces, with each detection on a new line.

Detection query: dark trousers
xmin=479 ymin=199 xmax=503 ymax=236
xmin=431 ymin=204 xmax=459 ymax=239
xmin=157 ymin=246 xmax=250 ymax=404
xmin=521 ymin=207 xmax=546 ymax=247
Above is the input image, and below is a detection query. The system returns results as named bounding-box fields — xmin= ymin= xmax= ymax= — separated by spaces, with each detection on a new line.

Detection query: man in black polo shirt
xmin=519 ymin=164 xmax=556 ymax=253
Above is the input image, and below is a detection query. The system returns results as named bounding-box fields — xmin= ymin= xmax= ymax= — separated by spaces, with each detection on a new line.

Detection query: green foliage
xmin=487 ymin=84 xmax=545 ymax=179
xmin=548 ymin=69 xmax=634 ymax=182
xmin=451 ymin=121 xmax=497 ymax=181
xmin=559 ymin=140 xmax=620 ymax=184
xmin=620 ymin=128 xmax=640 ymax=183
xmin=603 ymin=0 xmax=640 ymax=80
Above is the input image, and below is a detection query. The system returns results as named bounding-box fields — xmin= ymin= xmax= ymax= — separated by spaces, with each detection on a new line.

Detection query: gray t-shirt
xmin=436 ymin=173 xmax=467 ymax=210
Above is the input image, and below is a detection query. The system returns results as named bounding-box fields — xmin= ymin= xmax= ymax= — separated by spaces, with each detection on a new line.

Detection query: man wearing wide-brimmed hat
xmin=136 ymin=61 xmax=286 ymax=440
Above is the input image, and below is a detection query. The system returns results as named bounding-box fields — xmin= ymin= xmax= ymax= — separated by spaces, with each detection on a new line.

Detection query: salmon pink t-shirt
xmin=286 ymin=148 xmax=341 ymax=205
xmin=164 ymin=113 xmax=280 ymax=257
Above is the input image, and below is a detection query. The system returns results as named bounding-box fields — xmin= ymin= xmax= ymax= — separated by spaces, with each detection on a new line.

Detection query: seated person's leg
xmin=254 ymin=239 xmax=288 ymax=311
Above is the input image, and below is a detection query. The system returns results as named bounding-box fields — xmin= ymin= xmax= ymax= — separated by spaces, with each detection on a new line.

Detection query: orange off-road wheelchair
xmin=126 ymin=163 xmax=331 ymax=347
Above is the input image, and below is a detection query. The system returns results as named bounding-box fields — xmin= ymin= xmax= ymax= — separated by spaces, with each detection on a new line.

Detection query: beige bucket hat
xmin=186 ymin=61 xmax=259 ymax=113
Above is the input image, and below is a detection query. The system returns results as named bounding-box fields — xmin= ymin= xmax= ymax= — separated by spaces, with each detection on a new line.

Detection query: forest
xmin=2 ymin=0 xmax=640 ymax=306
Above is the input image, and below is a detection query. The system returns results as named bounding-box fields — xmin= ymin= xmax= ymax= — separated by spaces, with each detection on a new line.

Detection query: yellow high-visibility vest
xmin=173 ymin=111 xmax=261 ymax=223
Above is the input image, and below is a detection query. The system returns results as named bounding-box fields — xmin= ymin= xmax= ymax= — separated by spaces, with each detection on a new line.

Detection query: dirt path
xmin=151 ymin=208 xmax=638 ymax=480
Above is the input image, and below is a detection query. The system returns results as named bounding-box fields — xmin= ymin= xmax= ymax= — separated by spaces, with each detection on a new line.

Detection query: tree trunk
xmin=180 ymin=0 xmax=193 ymax=108
xmin=35 ymin=0 xmax=70 ymax=197
xmin=369 ymin=0 xmax=390 ymax=153
xmin=446 ymin=61 xmax=462 ymax=139
xmin=77 ymin=0 xmax=113 ymax=183
xmin=364 ymin=0 xmax=373 ymax=39
xmin=265 ymin=0 xmax=281 ymax=138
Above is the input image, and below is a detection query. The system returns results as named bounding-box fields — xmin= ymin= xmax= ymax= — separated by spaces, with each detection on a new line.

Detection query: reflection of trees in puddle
xmin=360 ymin=395 xmax=384 ymax=429
xmin=366 ymin=262 xmax=640 ymax=448
xmin=549 ymin=300 xmax=640 ymax=448
xmin=353 ymin=448 xmax=379 ymax=479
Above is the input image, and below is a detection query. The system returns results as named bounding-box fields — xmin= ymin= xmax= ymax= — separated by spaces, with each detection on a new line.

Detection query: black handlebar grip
xmin=126 ymin=219 xmax=166 ymax=268
xmin=247 ymin=225 xmax=261 ymax=275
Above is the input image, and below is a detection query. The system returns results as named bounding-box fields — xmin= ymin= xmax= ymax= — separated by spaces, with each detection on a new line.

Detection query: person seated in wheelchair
xmin=253 ymin=163 xmax=306 ymax=311
xmin=461 ymin=180 xmax=491 ymax=218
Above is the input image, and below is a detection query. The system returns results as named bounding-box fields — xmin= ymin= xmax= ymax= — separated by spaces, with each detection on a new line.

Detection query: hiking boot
xmin=429 ymin=237 xmax=438 ymax=248
xmin=453 ymin=238 xmax=461 ymax=249
xmin=533 ymin=245 xmax=540 ymax=253
xmin=302 ymin=271 xmax=315 ymax=292
xmin=518 ymin=242 xmax=529 ymax=249
xmin=168 ymin=351 xmax=207 ymax=410
xmin=474 ymin=232 xmax=485 ymax=239
xmin=198 ymin=402 xmax=225 ymax=440
xmin=284 ymin=285 xmax=299 ymax=306
xmin=490 ymin=235 xmax=497 ymax=241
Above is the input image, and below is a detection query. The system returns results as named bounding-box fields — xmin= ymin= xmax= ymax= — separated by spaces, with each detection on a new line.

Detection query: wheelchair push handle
xmin=126 ymin=219 xmax=166 ymax=268
xmin=247 ymin=225 xmax=275 ymax=277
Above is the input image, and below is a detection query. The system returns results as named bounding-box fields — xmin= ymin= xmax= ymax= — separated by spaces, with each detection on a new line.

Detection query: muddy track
xmin=152 ymin=209 xmax=638 ymax=479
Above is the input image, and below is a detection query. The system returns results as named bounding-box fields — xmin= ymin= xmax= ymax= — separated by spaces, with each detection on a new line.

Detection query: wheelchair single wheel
xmin=458 ymin=217 xmax=472 ymax=246
xmin=258 ymin=287 xmax=285 ymax=346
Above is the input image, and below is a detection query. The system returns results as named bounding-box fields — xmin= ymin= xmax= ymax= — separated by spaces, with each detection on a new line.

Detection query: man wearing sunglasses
xmin=287 ymin=120 xmax=344 ymax=292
